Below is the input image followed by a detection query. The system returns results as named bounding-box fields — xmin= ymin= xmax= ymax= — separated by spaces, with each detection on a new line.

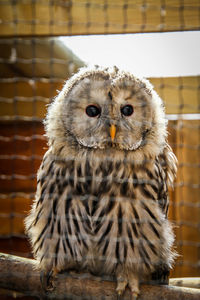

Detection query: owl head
xmin=45 ymin=66 xmax=167 ymax=157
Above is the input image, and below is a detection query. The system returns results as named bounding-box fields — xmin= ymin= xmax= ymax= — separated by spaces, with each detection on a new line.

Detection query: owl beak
xmin=110 ymin=124 xmax=116 ymax=142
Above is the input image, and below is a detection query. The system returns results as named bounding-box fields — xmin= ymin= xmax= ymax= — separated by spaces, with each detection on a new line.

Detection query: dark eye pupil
xmin=121 ymin=105 xmax=134 ymax=116
xmin=86 ymin=105 xmax=101 ymax=117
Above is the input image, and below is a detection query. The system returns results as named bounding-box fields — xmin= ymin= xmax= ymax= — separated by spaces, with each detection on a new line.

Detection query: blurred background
xmin=0 ymin=0 xmax=199 ymax=290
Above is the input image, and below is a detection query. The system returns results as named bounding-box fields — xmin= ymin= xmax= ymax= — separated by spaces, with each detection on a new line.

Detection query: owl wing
xmin=162 ymin=143 xmax=178 ymax=188
xmin=151 ymin=144 xmax=177 ymax=284
xmin=155 ymin=143 xmax=177 ymax=217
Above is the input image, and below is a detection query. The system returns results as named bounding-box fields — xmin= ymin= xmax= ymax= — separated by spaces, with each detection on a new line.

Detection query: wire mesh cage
xmin=0 ymin=1 xmax=200 ymax=299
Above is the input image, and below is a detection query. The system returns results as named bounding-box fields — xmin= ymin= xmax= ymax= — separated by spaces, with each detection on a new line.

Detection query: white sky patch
xmin=60 ymin=31 xmax=200 ymax=78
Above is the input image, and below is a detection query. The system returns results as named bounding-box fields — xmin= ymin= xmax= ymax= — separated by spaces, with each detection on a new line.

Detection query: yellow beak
xmin=110 ymin=124 xmax=116 ymax=142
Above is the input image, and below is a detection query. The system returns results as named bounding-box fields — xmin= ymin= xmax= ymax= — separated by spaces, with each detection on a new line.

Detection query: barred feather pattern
xmin=25 ymin=145 xmax=176 ymax=285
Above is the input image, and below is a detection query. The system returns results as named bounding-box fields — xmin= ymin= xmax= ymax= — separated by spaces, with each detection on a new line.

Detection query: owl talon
xmin=117 ymin=292 xmax=122 ymax=300
xmin=116 ymin=289 xmax=123 ymax=299
xmin=116 ymin=276 xmax=128 ymax=298
xmin=131 ymin=292 xmax=139 ymax=300
xmin=128 ymin=274 xmax=139 ymax=300
xmin=117 ymin=290 xmax=122 ymax=296
xmin=40 ymin=270 xmax=55 ymax=292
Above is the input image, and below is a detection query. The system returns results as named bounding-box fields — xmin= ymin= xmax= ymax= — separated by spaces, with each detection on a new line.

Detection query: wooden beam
xmin=0 ymin=253 xmax=200 ymax=300
xmin=0 ymin=0 xmax=199 ymax=37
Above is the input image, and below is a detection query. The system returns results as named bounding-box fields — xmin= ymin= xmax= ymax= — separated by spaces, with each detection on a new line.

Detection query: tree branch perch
xmin=0 ymin=252 xmax=199 ymax=299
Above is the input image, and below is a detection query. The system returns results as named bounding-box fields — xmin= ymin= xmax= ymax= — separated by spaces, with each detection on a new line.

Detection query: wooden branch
xmin=0 ymin=252 xmax=200 ymax=300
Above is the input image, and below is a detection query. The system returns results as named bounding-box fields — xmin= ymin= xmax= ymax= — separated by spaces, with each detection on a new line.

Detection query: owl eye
xmin=121 ymin=104 xmax=134 ymax=116
xmin=85 ymin=105 xmax=101 ymax=117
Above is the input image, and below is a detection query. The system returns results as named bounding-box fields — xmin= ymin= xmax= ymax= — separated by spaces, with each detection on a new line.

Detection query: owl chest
xmin=44 ymin=158 xmax=160 ymax=226
xmin=73 ymin=161 xmax=134 ymax=215
xmin=38 ymin=157 xmax=165 ymax=273
xmin=70 ymin=160 xmax=159 ymax=230
xmin=68 ymin=162 xmax=164 ymax=274
xmin=72 ymin=161 xmax=159 ymax=206
xmin=48 ymin=157 xmax=158 ymax=219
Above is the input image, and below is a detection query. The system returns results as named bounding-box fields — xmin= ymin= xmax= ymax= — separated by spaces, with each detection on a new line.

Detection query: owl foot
xmin=128 ymin=273 xmax=140 ymax=300
xmin=40 ymin=269 xmax=56 ymax=293
xmin=116 ymin=271 xmax=140 ymax=299
xmin=116 ymin=274 xmax=128 ymax=297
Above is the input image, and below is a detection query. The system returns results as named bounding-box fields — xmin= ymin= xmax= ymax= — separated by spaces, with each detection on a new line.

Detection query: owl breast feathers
xmin=25 ymin=66 xmax=177 ymax=298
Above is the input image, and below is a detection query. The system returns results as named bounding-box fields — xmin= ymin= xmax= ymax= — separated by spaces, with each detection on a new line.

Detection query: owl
xmin=25 ymin=66 xmax=177 ymax=299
